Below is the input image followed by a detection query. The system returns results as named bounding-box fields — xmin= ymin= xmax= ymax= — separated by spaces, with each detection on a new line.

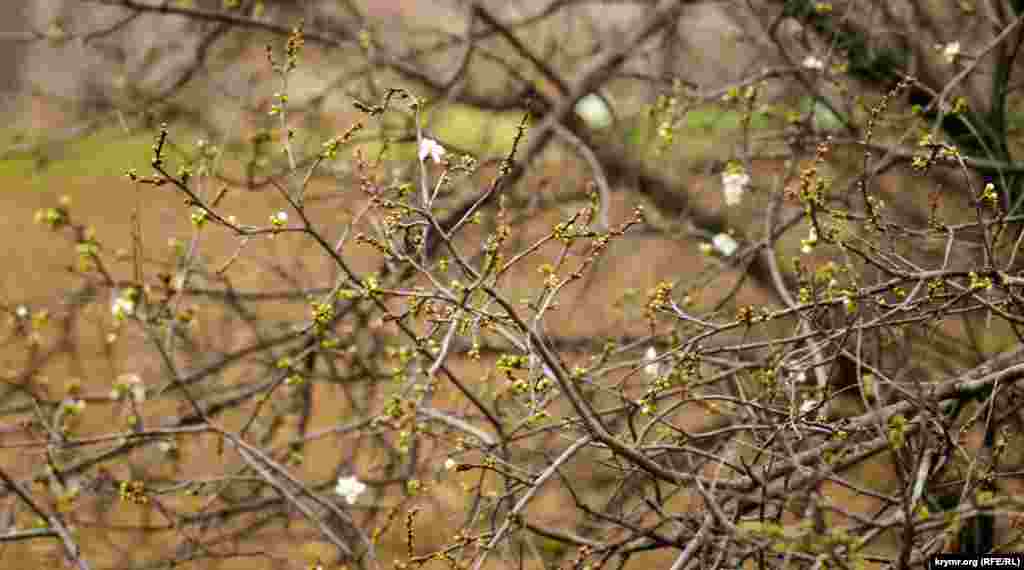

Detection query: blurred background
xmin=3 ymin=1 xmax=1024 ymax=569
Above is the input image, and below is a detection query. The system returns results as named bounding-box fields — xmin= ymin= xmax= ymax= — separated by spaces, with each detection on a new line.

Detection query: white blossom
xmin=335 ymin=475 xmax=367 ymax=505
xmin=799 ymin=399 xmax=819 ymax=414
xmin=712 ymin=233 xmax=739 ymax=257
xmin=15 ymin=305 xmax=28 ymax=319
xmin=644 ymin=346 xmax=660 ymax=378
xmin=801 ymin=226 xmax=819 ymax=254
xmin=574 ymin=93 xmax=614 ymax=130
xmin=941 ymin=41 xmax=961 ymax=64
xmin=801 ymin=56 xmax=824 ymax=71
xmin=112 ymin=298 xmax=135 ymax=318
xmin=111 ymin=289 xmax=136 ymax=319
xmin=721 ymin=169 xmax=750 ymax=206
xmin=445 ymin=458 xmax=457 ymax=471
xmin=418 ymin=138 xmax=446 ymax=164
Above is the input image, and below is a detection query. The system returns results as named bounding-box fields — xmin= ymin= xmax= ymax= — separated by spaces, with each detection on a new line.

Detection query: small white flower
xmin=721 ymin=169 xmax=750 ymax=206
xmin=335 ymin=475 xmax=367 ymax=505
xmin=644 ymin=346 xmax=660 ymax=377
xmin=574 ymin=93 xmax=614 ymax=130
xmin=800 ymin=226 xmax=819 ymax=254
xmin=799 ymin=399 xmax=819 ymax=414
xmin=111 ymin=289 xmax=137 ymax=319
xmin=418 ymin=138 xmax=446 ymax=164
xmin=112 ymin=298 xmax=135 ymax=318
xmin=941 ymin=41 xmax=961 ymax=64
xmin=271 ymin=211 xmax=288 ymax=226
xmin=802 ymin=56 xmax=824 ymax=71
xmin=712 ymin=233 xmax=739 ymax=257
xmin=15 ymin=305 xmax=28 ymax=318
xmin=445 ymin=458 xmax=457 ymax=471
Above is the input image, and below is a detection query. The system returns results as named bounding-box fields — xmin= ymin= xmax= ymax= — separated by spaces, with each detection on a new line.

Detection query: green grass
xmin=0 ymin=98 xmax=782 ymax=195
xmin=1 ymin=127 xmax=158 ymax=190
xmin=683 ymin=105 xmax=777 ymax=131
